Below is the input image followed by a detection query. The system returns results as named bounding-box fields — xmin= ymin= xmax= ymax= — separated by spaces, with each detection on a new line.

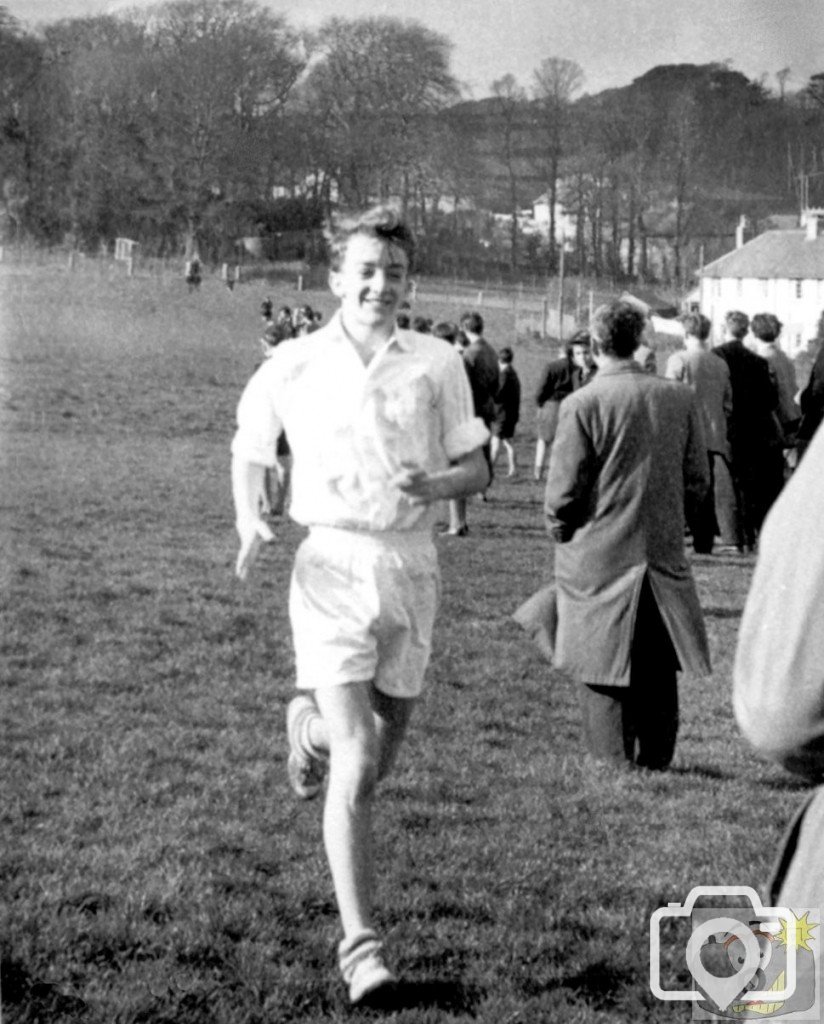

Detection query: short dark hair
xmin=750 ymin=313 xmax=783 ymax=342
xmin=412 ymin=315 xmax=431 ymax=333
xmin=499 ymin=346 xmax=514 ymax=363
xmin=433 ymin=321 xmax=459 ymax=343
xmin=591 ymin=300 xmax=645 ymax=358
xmin=325 ymin=205 xmax=416 ymax=272
xmin=566 ymin=329 xmax=592 ymax=358
xmin=395 ymin=313 xmax=411 ymax=329
xmin=725 ymin=310 xmax=749 ymax=339
xmin=460 ymin=311 xmax=484 ymax=335
xmin=680 ymin=311 xmax=711 ymax=341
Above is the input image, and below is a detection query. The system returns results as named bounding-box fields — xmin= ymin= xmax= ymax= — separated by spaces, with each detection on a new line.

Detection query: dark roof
xmin=702 ymin=229 xmax=824 ymax=279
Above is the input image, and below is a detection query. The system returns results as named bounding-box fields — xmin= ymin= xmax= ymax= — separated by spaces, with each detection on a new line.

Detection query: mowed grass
xmin=0 ymin=263 xmax=809 ymax=1023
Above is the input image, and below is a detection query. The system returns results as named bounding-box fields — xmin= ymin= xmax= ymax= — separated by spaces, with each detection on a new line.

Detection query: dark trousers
xmin=579 ymin=580 xmax=680 ymax=770
xmin=735 ymin=445 xmax=784 ymax=547
xmin=690 ymin=451 xmax=740 ymax=552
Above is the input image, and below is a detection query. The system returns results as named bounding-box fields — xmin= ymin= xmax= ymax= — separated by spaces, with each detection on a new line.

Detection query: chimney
xmin=735 ymin=214 xmax=747 ymax=249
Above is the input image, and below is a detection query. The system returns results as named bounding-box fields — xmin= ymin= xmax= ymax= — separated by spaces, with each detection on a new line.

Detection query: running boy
xmin=230 ymin=206 xmax=490 ymax=1004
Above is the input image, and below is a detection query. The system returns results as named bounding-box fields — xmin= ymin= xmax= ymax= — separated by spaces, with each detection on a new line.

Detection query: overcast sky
xmin=4 ymin=0 xmax=821 ymax=97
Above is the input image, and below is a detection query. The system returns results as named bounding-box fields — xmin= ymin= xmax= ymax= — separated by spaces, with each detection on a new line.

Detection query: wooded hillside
xmin=2 ymin=0 xmax=822 ymax=285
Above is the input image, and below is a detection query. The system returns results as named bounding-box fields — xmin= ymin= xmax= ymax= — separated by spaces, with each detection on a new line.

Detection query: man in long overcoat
xmin=545 ymin=299 xmax=712 ymax=769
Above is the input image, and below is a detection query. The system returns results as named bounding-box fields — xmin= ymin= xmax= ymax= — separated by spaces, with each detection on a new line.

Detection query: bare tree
xmin=531 ymin=57 xmax=583 ymax=271
xmin=137 ymin=0 xmax=304 ymax=254
xmin=491 ymin=73 xmax=527 ymax=270
xmin=303 ymin=17 xmax=457 ymax=210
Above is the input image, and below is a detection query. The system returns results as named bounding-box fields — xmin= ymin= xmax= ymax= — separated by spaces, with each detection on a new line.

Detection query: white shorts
xmin=289 ymin=527 xmax=440 ymax=698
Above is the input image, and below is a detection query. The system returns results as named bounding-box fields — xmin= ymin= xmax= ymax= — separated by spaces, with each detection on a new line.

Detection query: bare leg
xmin=503 ymin=440 xmax=516 ymax=476
xmin=447 ymin=497 xmax=468 ymax=533
xmin=534 ymin=439 xmax=547 ymax=480
xmin=309 ymin=682 xmax=415 ymax=939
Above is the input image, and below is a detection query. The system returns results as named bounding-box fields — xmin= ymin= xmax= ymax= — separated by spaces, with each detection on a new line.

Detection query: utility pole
xmin=558 ymin=238 xmax=566 ymax=343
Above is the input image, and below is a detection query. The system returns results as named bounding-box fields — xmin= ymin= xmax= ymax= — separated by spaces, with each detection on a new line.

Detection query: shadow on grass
xmin=521 ymin=960 xmax=636 ymax=1011
xmin=354 ymin=977 xmax=482 ymax=1015
xmin=1 ymin=958 xmax=89 ymax=1021
xmin=667 ymin=764 xmax=727 ymax=780
xmin=757 ymin=775 xmax=813 ymax=792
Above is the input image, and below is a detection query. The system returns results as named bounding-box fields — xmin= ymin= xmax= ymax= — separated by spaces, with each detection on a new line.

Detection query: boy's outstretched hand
xmin=235 ymin=518 xmax=275 ymax=580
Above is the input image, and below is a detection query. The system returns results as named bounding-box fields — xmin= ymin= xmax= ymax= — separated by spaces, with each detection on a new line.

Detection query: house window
xmin=795 ymin=280 xmax=803 ymax=299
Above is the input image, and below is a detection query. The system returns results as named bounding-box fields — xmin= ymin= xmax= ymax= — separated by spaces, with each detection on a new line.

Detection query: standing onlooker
xmin=665 ymin=311 xmax=736 ymax=553
xmin=444 ymin=311 xmax=498 ymax=535
xmin=460 ymin=311 xmax=499 ymax=426
xmin=231 ymin=205 xmax=489 ymax=1003
xmin=748 ymin=312 xmax=801 ymax=443
xmin=275 ymin=306 xmax=295 ymax=342
xmin=185 ymin=255 xmax=202 ymax=292
xmin=293 ymin=305 xmax=319 ymax=336
xmin=533 ymin=330 xmax=595 ymax=482
xmin=490 ymin=347 xmax=521 ymax=477
xmin=712 ymin=310 xmax=781 ymax=549
xmin=544 ymin=299 xmax=711 ymax=770
xmin=747 ymin=312 xmax=800 ymax=516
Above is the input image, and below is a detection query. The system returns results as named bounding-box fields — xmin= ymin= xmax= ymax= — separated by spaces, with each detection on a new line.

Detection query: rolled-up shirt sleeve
xmin=440 ymin=349 xmax=490 ymax=461
xmin=230 ymin=359 xmax=284 ymax=468
xmin=733 ymin=426 xmax=824 ymax=780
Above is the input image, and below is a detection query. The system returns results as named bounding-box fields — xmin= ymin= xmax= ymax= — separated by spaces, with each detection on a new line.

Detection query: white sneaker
xmin=339 ymin=930 xmax=396 ymax=1004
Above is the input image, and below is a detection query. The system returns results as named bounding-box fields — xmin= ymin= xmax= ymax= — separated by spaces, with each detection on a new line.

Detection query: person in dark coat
xmin=185 ymin=256 xmax=202 ymax=292
xmin=795 ymin=311 xmax=824 ymax=458
xmin=544 ymin=299 xmax=711 ymax=770
xmin=490 ymin=347 xmax=521 ymax=476
xmin=444 ymin=312 xmax=498 ymax=535
xmin=533 ymin=330 xmax=595 ymax=481
xmin=712 ymin=310 xmax=781 ymax=549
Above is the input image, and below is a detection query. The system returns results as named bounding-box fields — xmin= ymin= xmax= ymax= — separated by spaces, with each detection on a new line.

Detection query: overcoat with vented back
xmin=544 ymin=360 xmax=712 ymax=685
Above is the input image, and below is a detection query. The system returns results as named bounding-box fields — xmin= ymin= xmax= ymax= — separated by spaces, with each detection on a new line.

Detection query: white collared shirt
xmin=232 ymin=313 xmax=489 ymax=532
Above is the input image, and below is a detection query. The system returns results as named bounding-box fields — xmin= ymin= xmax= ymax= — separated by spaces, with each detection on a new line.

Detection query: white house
xmin=699 ymin=210 xmax=824 ymax=355
xmin=528 ymin=194 xmax=577 ymax=246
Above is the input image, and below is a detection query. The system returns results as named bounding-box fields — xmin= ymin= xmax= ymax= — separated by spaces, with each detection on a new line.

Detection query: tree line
xmin=1 ymin=0 xmax=823 ymax=285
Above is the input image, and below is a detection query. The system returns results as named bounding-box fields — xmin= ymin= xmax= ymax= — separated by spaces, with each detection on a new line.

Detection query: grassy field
xmin=0 ymin=263 xmax=810 ymax=1023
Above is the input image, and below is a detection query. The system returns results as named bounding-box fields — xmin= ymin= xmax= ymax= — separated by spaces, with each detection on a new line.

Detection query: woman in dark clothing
xmin=533 ymin=330 xmax=595 ymax=481
xmin=490 ymin=347 xmax=521 ymax=476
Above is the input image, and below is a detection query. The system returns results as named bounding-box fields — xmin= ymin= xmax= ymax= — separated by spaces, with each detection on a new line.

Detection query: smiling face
xmin=329 ymin=233 xmax=410 ymax=338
